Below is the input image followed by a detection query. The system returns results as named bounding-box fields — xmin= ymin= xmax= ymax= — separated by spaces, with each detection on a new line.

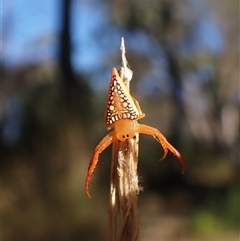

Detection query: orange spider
xmin=85 ymin=68 xmax=185 ymax=198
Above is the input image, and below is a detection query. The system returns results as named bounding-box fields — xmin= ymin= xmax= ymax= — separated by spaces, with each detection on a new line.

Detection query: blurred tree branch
xmin=59 ymin=0 xmax=92 ymax=121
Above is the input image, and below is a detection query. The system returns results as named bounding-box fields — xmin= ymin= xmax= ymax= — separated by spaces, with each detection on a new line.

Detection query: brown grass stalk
xmin=108 ymin=38 xmax=141 ymax=241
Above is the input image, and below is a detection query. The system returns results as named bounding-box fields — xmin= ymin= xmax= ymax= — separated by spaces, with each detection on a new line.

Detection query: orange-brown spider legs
xmin=85 ymin=132 xmax=115 ymax=198
xmin=137 ymin=124 xmax=185 ymax=174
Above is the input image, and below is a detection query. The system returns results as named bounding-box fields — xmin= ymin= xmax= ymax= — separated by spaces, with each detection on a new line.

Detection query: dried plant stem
xmin=108 ymin=38 xmax=140 ymax=241
xmin=109 ymin=141 xmax=119 ymax=241
xmin=117 ymin=139 xmax=140 ymax=241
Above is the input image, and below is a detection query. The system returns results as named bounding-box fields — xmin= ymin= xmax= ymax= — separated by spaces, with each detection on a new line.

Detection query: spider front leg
xmin=137 ymin=124 xmax=185 ymax=173
xmin=85 ymin=132 xmax=115 ymax=198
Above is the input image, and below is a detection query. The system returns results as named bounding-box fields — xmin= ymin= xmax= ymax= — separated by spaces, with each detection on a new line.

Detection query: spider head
xmin=114 ymin=119 xmax=137 ymax=142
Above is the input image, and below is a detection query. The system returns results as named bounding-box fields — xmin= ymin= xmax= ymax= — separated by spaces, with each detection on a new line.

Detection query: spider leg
xmin=85 ymin=132 xmax=115 ymax=198
xmin=137 ymin=124 xmax=185 ymax=174
xmin=153 ymin=135 xmax=169 ymax=161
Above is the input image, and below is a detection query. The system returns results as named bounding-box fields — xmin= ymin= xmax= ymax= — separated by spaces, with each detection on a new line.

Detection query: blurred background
xmin=2 ymin=0 xmax=239 ymax=240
